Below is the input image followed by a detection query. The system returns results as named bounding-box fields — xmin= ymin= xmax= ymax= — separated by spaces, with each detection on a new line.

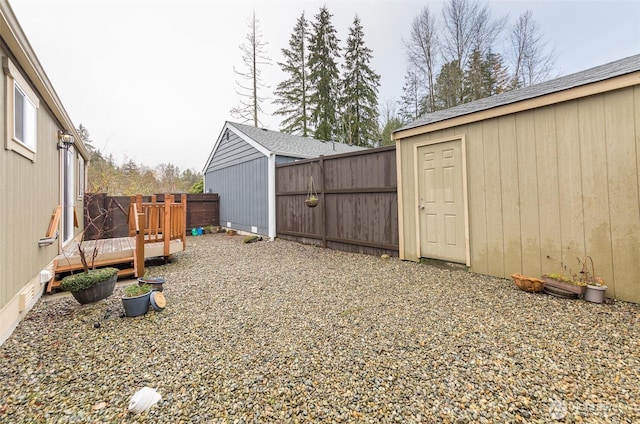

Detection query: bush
xmin=60 ymin=267 xmax=118 ymax=292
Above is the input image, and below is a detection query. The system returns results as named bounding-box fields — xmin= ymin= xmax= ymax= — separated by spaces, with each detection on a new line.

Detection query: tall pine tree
xmin=340 ymin=15 xmax=380 ymax=147
xmin=307 ymin=6 xmax=341 ymax=141
xmin=273 ymin=13 xmax=311 ymax=136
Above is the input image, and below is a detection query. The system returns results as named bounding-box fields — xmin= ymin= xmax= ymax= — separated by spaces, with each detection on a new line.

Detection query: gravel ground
xmin=1 ymin=234 xmax=639 ymax=423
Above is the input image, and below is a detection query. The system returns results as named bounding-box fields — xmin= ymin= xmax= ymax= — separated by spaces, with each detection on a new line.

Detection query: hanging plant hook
xmin=305 ymin=175 xmax=318 ymax=208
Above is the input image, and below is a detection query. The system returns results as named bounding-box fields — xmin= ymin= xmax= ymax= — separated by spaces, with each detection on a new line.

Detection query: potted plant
xmin=137 ymin=275 xmax=165 ymax=292
xmin=122 ymin=283 xmax=152 ymax=317
xmin=305 ymin=194 xmax=319 ymax=208
xmin=542 ymin=256 xmax=587 ymax=296
xmin=60 ymin=267 xmax=118 ymax=305
xmin=305 ymin=175 xmax=319 ymax=208
xmin=577 ymin=256 xmax=608 ymax=304
xmin=59 ymin=193 xmax=122 ymax=304
xmin=541 ymin=272 xmax=587 ymax=296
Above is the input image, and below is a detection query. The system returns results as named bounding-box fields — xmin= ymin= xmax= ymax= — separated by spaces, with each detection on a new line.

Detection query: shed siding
xmin=205 ymin=129 xmax=263 ymax=173
xmin=205 ymin=157 xmax=269 ymax=235
xmin=398 ymin=85 xmax=640 ymax=303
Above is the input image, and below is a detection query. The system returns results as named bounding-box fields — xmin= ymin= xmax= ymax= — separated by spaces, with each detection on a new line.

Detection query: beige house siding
xmin=396 ymin=84 xmax=640 ymax=304
xmin=0 ymin=0 xmax=88 ymax=344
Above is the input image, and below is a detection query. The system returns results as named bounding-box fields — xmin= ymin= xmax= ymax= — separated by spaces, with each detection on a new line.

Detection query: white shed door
xmin=417 ymin=141 xmax=466 ymax=263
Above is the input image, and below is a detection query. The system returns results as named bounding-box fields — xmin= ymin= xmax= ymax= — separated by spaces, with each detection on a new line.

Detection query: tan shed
xmin=393 ymin=54 xmax=640 ymax=304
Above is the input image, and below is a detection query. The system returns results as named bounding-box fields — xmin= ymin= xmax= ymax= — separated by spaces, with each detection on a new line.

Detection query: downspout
xmin=268 ymin=153 xmax=276 ymax=240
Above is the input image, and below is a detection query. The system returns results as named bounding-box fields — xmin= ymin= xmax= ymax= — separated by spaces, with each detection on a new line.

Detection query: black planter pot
xmin=122 ymin=291 xmax=151 ymax=317
xmin=70 ymin=274 xmax=117 ymax=305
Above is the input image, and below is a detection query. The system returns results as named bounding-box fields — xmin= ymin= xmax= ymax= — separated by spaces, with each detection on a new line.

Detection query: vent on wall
xmin=40 ymin=270 xmax=52 ymax=284
xmin=19 ymin=285 xmax=35 ymax=312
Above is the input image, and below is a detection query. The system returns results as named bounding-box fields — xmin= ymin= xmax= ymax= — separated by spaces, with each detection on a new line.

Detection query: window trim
xmin=3 ymin=57 xmax=40 ymax=161
xmin=77 ymin=155 xmax=85 ymax=199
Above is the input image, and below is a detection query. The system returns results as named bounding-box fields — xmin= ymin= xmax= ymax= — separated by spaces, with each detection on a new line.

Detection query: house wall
xmin=0 ymin=45 xmax=85 ymax=344
xmin=397 ymin=85 xmax=640 ymax=303
xmin=204 ymin=130 xmax=269 ymax=235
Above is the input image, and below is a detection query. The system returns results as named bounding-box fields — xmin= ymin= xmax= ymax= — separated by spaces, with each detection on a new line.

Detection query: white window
xmin=77 ymin=155 xmax=85 ymax=199
xmin=13 ymin=83 xmax=37 ymax=149
xmin=3 ymin=57 xmax=40 ymax=161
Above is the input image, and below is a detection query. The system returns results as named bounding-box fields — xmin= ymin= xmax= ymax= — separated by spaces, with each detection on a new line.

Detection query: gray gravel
xmin=1 ymin=234 xmax=639 ymax=423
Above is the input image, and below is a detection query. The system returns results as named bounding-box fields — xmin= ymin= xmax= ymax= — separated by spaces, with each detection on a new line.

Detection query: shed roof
xmin=229 ymin=122 xmax=365 ymax=158
xmin=397 ymin=54 xmax=640 ymax=133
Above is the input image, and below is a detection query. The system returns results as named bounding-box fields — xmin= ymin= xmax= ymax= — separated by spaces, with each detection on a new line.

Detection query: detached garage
xmin=203 ymin=121 xmax=363 ymax=239
xmin=393 ymin=54 xmax=640 ymax=304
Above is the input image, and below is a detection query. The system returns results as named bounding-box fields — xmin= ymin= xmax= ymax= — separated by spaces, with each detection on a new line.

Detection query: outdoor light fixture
xmin=57 ymin=129 xmax=74 ymax=150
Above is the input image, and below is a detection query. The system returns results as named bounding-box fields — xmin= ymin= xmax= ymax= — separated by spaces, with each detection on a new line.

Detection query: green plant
xmin=124 ymin=283 xmax=151 ymax=298
xmin=543 ymin=255 xmax=585 ymax=286
xmin=576 ymin=256 xmax=606 ymax=287
xmin=543 ymin=272 xmax=586 ymax=286
xmin=60 ymin=267 xmax=118 ymax=292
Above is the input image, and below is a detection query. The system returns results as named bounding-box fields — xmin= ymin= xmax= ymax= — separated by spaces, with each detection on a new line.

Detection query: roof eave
xmin=394 ymin=70 xmax=640 ymax=141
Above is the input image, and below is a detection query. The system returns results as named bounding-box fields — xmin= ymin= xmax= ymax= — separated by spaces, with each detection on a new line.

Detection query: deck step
xmin=49 ymin=257 xmax=136 ymax=293
xmin=118 ymin=268 xmax=135 ymax=278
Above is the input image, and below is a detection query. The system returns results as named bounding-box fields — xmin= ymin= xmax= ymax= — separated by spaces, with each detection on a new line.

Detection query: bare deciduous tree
xmin=510 ymin=10 xmax=557 ymax=88
xmin=230 ymin=11 xmax=271 ymax=127
xmin=441 ymin=0 xmax=505 ymax=105
xmin=403 ymin=6 xmax=439 ymax=113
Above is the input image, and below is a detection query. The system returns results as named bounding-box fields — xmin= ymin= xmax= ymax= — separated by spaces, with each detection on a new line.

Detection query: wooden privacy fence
xmin=276 ymin=145 xmax=399 ymax=256
xmin=85 ymin=193 xmax=220 ymax=239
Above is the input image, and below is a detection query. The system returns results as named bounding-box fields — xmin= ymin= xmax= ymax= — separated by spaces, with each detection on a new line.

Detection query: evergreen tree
xmin=435 ymin=60 xmax=464 ymax=109
xmin=464 ymin=50 xmax=509 ymax=102
xmin=77 ymin=123 xmax=95 ymax=155
xmin=273 ymin=13 xmax=311 ymax=136
xmin=483 ymin=52 xmax=510 ymax=96
xmin=398 ymin=70 xmax=425 ymax=122
xmin=307 ymin=6 xmax=341 ymax=141
xmin=339 ymin=15 xmax=380 ymax=147
xmin=380 ymin=117 xmax=404 ymax=146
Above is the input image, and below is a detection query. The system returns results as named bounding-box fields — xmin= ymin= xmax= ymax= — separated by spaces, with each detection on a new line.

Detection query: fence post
xmin=135 ymin=212 xmax=145 ymax=278
xmin=181 ymin=194 xmax=187 ymax=248
xmin=163 ymin=194 xmax=173 ymax=257
xmin=319 ymin=156 xmax=326 ymax=248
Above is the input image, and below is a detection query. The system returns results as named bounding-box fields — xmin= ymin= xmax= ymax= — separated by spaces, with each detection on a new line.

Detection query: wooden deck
xmin=48 ymin=194 xmax=188 ymax=293
xmin=49 ymin=237 xmax=184 ymax=292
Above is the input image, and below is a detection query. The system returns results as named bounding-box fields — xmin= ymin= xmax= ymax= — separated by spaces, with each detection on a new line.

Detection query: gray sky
xmin=10 ymin=0 xmax=640 ymax=173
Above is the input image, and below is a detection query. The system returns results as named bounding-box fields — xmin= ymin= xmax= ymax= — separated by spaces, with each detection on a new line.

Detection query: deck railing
xmin=128 ymin=194 xmax=188 ymax=258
